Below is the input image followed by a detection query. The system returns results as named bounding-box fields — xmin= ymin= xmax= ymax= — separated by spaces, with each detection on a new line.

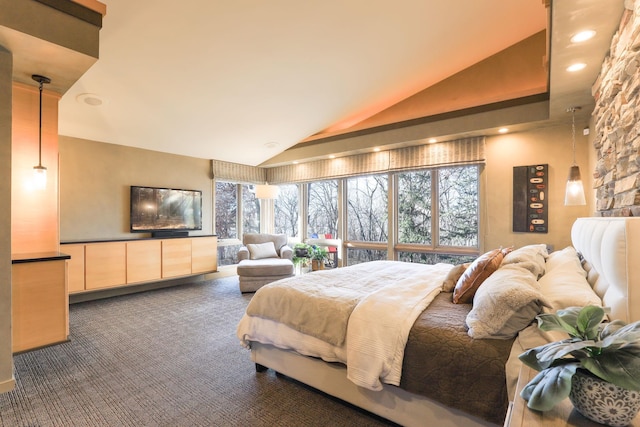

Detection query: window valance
xmin=266 ymin=136 xmax=485 ymax=184
xmin=211 ymin=159 xmax=266 ymax=183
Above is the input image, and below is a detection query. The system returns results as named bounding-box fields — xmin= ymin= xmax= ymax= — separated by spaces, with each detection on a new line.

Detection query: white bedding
xmin=237 ymin=260 xmax=453 ymax=390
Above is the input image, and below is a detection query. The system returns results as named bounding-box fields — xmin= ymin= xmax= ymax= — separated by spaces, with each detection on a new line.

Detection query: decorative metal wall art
xmin=513 ymin=164 xmax=548 ymax=233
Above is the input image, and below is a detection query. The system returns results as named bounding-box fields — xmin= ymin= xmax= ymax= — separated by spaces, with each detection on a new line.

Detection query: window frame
xmin=216 ymin=163 xmax=481 ymax=266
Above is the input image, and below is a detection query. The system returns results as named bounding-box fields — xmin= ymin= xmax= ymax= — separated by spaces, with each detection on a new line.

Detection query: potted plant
xmin=293 ymin=243 xmax=311 ymax=263
xmin=292 ymin=243 xmax=311 ymax=274
xmin=519 ymin=305 xmax=640 ymax=426
xmin=310 ymin=245 xmax=328 ymax=271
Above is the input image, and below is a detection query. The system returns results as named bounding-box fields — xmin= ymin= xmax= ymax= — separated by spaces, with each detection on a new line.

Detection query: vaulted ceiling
xmin=56 ymin=0 xmax=623 ymax=167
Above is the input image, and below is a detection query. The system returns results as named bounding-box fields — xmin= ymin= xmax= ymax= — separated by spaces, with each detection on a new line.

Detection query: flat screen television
xmin=130 ymin=186 xmax=202 ymax=236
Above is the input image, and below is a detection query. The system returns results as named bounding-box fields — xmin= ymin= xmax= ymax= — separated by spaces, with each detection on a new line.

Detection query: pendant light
xmin=564 ymin=107 xmax=586 ymax=206
xmin=254 ymin=183 xmax=280 ymax=199
xmin=32 ymin=74 xmax=51 ymax=190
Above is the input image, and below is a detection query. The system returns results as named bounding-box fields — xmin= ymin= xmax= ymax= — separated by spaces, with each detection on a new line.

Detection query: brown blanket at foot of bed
xmin=400 ymin=292 xmax=514 ymax=425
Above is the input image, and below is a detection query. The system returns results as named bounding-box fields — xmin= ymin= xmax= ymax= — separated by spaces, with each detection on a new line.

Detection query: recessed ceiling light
xmin=428 ymin=138 xmax=437 ymax=143
xmin=373 ymin=147 xmax=381 ymax=152
xmin=264 ymin=141 xmax=279 ymax=149
xmin=292 ymin=161 xmax=299 ymax=165
xmin=567 ymin=63 xmax=587 ymax=72
xmin=76 ymin=93 xmax=104 ymax=106
xmin=498 ymin=127 xmax=509 ymax=134
xmin=571 ymin=30 xmax=596 ymax=43
xmin=328 ymin=155 xmax=336 ymax=159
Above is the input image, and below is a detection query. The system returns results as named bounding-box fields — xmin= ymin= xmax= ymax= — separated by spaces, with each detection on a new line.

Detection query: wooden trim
xmin=35 ymin=0 xmax=103 ymax=27
xmin=70 ymin=0 xmax=106 ymax=16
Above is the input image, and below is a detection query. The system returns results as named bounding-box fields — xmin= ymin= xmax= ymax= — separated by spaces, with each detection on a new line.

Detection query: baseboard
xmin=69 ymin=271 xmax=236 ymax=304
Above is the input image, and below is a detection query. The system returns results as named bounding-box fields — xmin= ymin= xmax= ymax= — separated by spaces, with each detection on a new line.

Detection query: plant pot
xmin=311 ymin=259 xmax=325 ymax=271
xmin=295 ymin=248 xmax=309 ymax=258
xmin=569 ymin=370 xmax=640 ymax=427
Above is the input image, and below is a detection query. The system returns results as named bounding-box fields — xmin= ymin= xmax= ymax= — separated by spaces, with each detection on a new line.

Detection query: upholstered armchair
xmin=237 ymin=233 xmax=294 ymax=292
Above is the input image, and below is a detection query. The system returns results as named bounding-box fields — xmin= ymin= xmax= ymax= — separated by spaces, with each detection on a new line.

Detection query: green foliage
xmin=292 ymin=243 xmax=312 ymax=266
xmin=292 ymin=243 xmax=329 ymax=265
xmin=310 ymin=245 xmax=329 ymax=261
xmin=519 ymin=306 xmax=640 ymax=411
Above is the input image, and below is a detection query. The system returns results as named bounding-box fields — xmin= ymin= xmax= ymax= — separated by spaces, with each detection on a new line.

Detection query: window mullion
xmin=388 ymin=172 xmax=397 ymax=260
xmin=431 ymin=169 xmax=439 ymax=250
xmin=237 ymin=183 xmax=243 ymax=239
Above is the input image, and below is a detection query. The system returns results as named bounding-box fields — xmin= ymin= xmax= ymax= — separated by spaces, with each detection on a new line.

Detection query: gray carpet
xmin=0 ymin=277 xmax=394 ymax=426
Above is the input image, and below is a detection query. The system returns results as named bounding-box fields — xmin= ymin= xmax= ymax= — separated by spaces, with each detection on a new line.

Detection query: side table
xmin=505 ymin=365 xmax=640 ymax=427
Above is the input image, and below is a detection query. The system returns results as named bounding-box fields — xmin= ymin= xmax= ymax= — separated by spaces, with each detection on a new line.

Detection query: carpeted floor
xmin=0 ymin=277 xmax=395 ymax=427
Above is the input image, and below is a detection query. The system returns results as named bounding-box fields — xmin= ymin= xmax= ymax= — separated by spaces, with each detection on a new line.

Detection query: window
xmin=215 ymin=181 xmax=239 ymax=266
xmin=397 ymin=251 xmax=476 ymax=265
xmin=396 ymin=165 xmax=479 ymax=264
xmin=346 ymin=174 xmax=388 ymax=242
xmin=274 ymin=184 xmax=299 ymax=237
xmin=307 ymin=180 xmax=338 ymax=238
xmin=242 ymin=184 xmax=260 ymax=234
xmin=347 ymin=248 xmax=387 ymax=265
xmin=215 ymin=181 xmax=237 ymax=239
xmin=438 ymin=166 xmax=479 ymax=247
xmin=398 ymin=170 xmax=431 ymax=245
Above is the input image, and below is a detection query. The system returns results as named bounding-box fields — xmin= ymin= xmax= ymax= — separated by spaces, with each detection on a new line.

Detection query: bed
xmin=236 ymin=217 xmax=640 ymax=427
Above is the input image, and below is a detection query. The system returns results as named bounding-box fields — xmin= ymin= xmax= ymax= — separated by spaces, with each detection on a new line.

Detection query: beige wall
xmin=0 ymin=46 xmax=15 ymax=393
xmin=59 ymin=136 xmax=214 ymax=241
xmin=11 ymin=83 xmax=60 ymax=254
xmin=483 ymin=123 xmax=591 ymax=252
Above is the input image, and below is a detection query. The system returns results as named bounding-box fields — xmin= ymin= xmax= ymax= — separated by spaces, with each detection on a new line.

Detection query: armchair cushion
xmin=237 ymin=258 xmax=294 ymax=277
xmin=243 ymin=233 xmax=288 ymax=257
xmin=247 ymin=242 xmax=279 ymax=260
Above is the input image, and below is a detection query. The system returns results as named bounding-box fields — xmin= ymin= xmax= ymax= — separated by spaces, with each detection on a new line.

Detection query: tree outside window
xmin=307 ymin=180 xmax=338 ymax=238
xmin=242 ymin=184 xmax=260 ymax=234
xmin=215 ymin=181 xmax=239 ymax=266
xmin=274 ymin=184 xmax=299 ymax=237
xmin=438 ymin=166 xmax=478 ymax=247
xmin=347 ymin=248 xmax=387 ymax=266
xmin=215 ymin=181 xmax=237 ymax=239
xmin=398 ymin=170 xmax=432 ymax=245
xmin=346 ymin=174 xmax=388 ymax=242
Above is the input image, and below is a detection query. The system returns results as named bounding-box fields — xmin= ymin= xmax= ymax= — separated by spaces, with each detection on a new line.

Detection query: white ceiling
xmin=57 ymin=0 xmax=621 ymax=167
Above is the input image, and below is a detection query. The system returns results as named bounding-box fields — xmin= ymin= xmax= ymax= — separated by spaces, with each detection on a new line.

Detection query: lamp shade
xmin=255 ymin=184 xmax=279 ymax=199
xmin=33 ymin=165 xmax=47 ymax=190
xmin=564 ymin=165 xmax=586 ymax=206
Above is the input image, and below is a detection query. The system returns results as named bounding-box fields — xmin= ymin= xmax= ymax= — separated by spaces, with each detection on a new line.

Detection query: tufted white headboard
xmin=571 ymin=217 xmax=640 ymax=323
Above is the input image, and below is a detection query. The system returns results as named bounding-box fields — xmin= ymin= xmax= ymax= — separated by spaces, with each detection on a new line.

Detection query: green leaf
xmin=555 ymin=306 xmax=583 ymax=325
xmin=537 ymin=313 xmax=578 ymax=336
xmin=575 ymin=306 xmax=605 ymax=340
xmin=520 ymin=364 xmax=579 ymax=411
xmin=601 ymin=320 xmax=627 ymax=339
xmin=519 ymin=347 xmax=546 ymax=371
xmin=536 ymin=340 xmax=594 ymax=364
xmin=582 ymin=350 xmax=640 ymax=391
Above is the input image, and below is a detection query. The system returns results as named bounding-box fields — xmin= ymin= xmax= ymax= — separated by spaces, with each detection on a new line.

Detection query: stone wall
xmin=592 ymin=0 xmax=640 ymax=216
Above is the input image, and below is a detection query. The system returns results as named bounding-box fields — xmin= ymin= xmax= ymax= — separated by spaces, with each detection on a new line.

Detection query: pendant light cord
xmin=31 ymin=74 xmax=51 ymax=169
xmin=37 ymin=79 xmax=43 ymax=167
xmin=571 ymin=108 xmax=576 ymax=166
xmin=567 ymin=106 xmax=580 ymax=166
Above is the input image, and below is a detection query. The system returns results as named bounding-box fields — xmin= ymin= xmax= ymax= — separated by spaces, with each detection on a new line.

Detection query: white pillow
xmin=500 ymin=244 xmax=548 ymax=279
xmin=247 ymin=242 xmax=278 ymax=260
xmin=538 ymin=246 xmax=602 ymax=312
xmin=466 ymin=265 xmax=548 ymax=339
